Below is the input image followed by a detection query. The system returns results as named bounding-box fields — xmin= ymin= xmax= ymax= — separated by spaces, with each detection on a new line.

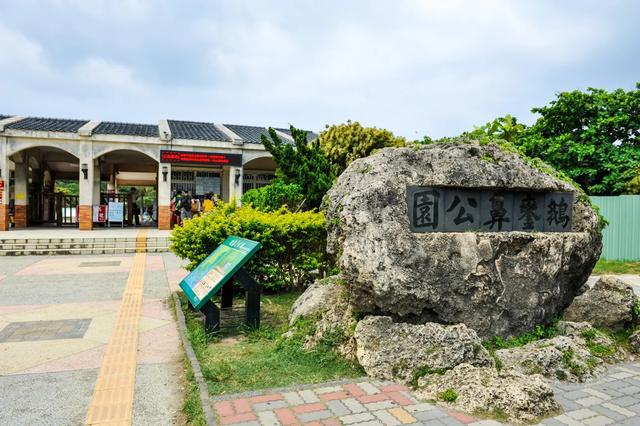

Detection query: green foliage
xmin=261 ymin=126 xmax=335 ymax=209
xmin=515 ymin=84 xmax=640 ymax=195
xmin=178 ymin=292 xmax=362 ymax=395
xmin=241 ymin=181 xmax=304 ymax=212
xmin=170 ymin=202 xmax=327 ymax=291
xmin=483 ymin=320 xmax=559 ymax=351
xmin=410 ymin=366 xmax=449 ymax=388
xmin=593 ymin=260 xmax=640 ymax=275
xmin=438 ymin=388 xmax=458 ymax=403
xmin=634 ymin=301 xmax=640 ymax=320
xmin=562 ymin=349 xmax=586 ymax=377
xmin=470 ymin=114 xmax=527 ymax=143
xmin=318 ymin=121 xmax=406 ymax=175
xmin=181 ymin=357 xmax=206 ymax=425
xmin=54 ymin=180 xmax=79 ymax=196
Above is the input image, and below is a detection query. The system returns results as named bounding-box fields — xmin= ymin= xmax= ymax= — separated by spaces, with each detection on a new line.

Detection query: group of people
xmin=170 ymin=190 xmax=218 ymax=227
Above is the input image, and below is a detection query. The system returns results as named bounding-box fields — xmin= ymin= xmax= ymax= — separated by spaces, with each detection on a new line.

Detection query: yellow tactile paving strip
xmin=85 ymin=230 xmax=148 ymax=425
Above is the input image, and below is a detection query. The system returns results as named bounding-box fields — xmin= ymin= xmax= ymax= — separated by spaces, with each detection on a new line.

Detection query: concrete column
xmin=227 ymin=165 xmax=243 ymax=206
xmin=0 ymin=146 xmax=10 ymax=231
xmin=13 ymin=159 xmax=28 ymax=228
xmin=221 ymin=166 xmax=230 ymax=203
xmin=93 ymin=159 xmax=101 ymax=205
xmin=157 ymin=163 xmax=171 ymax=230
xmin=78 ymin=157 xmax=96 ymax=231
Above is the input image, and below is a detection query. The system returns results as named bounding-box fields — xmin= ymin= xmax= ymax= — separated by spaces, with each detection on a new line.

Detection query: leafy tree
xmin=474 ymin=114 xmax=526 ymax=143
xmin=516 ymin=84 xmax=640 ymax=195
xmin=54 ymin=180 xmax=79 ymax=196
xmin=261 ymin=126 xmax=335 ymax=209
xmin=318 ymin=121 xmax=406 ymax=175
xmin=241 ymin=181 xmax=304 ymax=212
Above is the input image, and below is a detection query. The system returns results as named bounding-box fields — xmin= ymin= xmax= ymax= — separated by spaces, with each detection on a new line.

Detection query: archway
xmin=7 ymin=146 xmax=80 ymax=228
xmin=97 ymin=149 xmax=159 ymax=228
xmin=242 ymin=156 xmax=277 ymax=194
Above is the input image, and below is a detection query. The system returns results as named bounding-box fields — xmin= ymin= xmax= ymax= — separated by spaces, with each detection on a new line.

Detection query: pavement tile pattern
xmin=0 ymin=245 xmax=185 ymax=425
xmin=0 ymin=318 xmax=91 ymax=342
xmin=213 ymin=380 xmax=481 ymax=426
xmin=212 ymin=363 xmax=640 ymax=426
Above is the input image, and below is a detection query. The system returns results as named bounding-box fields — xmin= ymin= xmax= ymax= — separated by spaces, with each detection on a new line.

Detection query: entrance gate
xmin=55 ymin=194 xmax=79 ymax=226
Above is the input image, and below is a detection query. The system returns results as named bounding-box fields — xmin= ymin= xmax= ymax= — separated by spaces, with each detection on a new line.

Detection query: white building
xmin=0 ymin=115 xmax=315 ymax=231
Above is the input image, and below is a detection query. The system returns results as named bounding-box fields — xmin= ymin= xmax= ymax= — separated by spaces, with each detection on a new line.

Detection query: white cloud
xmin=0 ymin=23 xmax=49 ymax=73
xmin=73 ymin=57 xmax=145 ymax=93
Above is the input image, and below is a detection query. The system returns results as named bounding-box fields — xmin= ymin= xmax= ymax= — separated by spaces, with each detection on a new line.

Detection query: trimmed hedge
xmin=170 ymin=203 xmax=327 ymax=291
xmin=240 ymin=181 xmax=304 ymax=212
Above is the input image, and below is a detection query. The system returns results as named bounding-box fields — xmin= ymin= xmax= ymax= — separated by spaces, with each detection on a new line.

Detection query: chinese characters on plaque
xmin=407 ymin=186 xmax=573 ymax=233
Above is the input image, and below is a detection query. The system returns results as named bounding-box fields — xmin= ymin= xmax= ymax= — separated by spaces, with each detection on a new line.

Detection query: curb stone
xmin=173 ymin=292 xmax=218 ymax=425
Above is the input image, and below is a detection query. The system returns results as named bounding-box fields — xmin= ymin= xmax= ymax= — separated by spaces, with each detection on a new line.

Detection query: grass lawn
xmin=593 ymin=259 xmax=640 ymax=275
xmin=178 ymin=291 xmax=363 ymax=396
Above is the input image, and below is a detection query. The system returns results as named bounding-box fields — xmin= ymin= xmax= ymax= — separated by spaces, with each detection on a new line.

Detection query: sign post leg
xmin=245 ymin=287 xmax=261 ymax=328
xmin=221 ymin=280 xmax=233 ymax=309
xmin=201 ymin=300 xmax=220 ymax=333
xmin=235 ymin=268 xmax=261 ymax=329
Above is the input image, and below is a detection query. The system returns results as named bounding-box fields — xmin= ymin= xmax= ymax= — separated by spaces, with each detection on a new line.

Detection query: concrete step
xmin=0 ymin=247 xmax=170 ymax=256
xmin=0 ymin=237 xmax=171 ymax=255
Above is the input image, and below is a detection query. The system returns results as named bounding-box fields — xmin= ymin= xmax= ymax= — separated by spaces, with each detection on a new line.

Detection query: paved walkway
xmin=0 ymin=247 xmax=186 ymax=425
xmin=210 ymin=363 xmax=640 ymax=426
xmin=0 ymin=227 xmax=171 ymax=239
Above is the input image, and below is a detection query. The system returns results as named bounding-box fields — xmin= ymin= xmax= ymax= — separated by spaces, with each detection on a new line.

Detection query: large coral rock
xmin=564 ymin=275 xmax=637 ymax=330
xmin=629 ymin=330 xmax=640 ymax=353
xmin=496 ymin=321 xmax=621 ymax=383
xmin=325 ymin=143 xmax=602 ymax=338
xmin=354 ymin=316 xmax=493 ymax=383
xmin=416 ymin=364 xmax=560 ymax=424
xmin=289 ymin=275 xmax=345 ymax=326
xmin=288 ymin=275 xmax=357 ymax=360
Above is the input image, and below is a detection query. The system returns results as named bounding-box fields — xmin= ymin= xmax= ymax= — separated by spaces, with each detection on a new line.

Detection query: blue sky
xmin=0 ymin=0 xmax=638 ymax=139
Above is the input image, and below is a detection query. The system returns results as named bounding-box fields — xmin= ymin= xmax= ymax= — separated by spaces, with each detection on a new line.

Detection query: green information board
xmin=179 ymin=236 xmax=261 ymax=310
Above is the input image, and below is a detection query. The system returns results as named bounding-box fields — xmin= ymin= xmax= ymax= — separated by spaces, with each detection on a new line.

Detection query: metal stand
xmin=199 ymin=267 xmax=261 ymax=333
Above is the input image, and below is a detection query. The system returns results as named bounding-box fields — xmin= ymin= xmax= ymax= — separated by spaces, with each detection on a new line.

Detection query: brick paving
xmin=211 ymin=362 xmax=640 ymax=426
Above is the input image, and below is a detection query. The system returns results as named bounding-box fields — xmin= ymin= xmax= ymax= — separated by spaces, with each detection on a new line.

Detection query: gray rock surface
xmin=497 ymin=336 xmax=604 ymax=382
xmin=416 ymin=363 xmax=560 ymax=424
xmin=564 ymin=275 xmax=638 ymax=330
xmin=288 ymin=275 xmax=357 ymax=360
xmin=496 ymin=321 xmax=622 ymax=382
xmin=324 ymin=142 xmax=602 ymax=338
xmin=630 ymin=330 xmax=640 ymax=353
xmin=354 ymin=316 xmax=494 ymax=383
xmin=289 ymin=275 xmax=344 ymax=326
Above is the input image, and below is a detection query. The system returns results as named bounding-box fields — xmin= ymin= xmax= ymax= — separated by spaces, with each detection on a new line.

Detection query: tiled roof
xmin=6 ymin=117 xmax=89 ymax=133
xmin=276 ymin=128 xmax=318 ymax=142
xmin=224 ymin=124 xmax=270 ymax=144
xmin=93 ymin=121 xmax=159 ymax=137
xmin=168 ymin=120 xmax=231 ymax=142
xmin=0 ymin=114 xmax=316 ymax=144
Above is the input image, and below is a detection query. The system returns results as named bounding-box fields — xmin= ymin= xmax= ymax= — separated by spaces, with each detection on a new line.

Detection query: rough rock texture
xmin=496 ymin=321 xmax=621 ymax=382
xmin=629 ymin=330 xmax=640 ymax=353
xmin=497 ymin=336 xmax=604 ymax=382
xmin=288 ymin=275 xmax=357 ymax=360
xmin=416 ymin=364 xmax=559 ymax=424
xmin=289 ymin=275 xmax=345 ymax=326
xmin=325 ymin=143 xmax=602 ymax=338
xmin=564 ymin=275 xmax=638 ymax=330
xmin=354 ymin=316 xmax=493 ymax=383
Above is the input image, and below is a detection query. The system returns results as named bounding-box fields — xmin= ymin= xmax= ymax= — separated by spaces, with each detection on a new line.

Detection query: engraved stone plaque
xmin=513 ymin=192 xmax=545 ymax=232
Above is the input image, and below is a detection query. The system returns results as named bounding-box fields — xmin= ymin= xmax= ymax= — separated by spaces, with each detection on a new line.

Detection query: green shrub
xmin=483 ymin=320 xmax=559 ymax=351
xmin=438 ymin=388 xmax=458 ymax=402
xmin=241 ymin=181 xmax=304 ymax=212
xmin=171 ymin=202 xmax=327 ymax=291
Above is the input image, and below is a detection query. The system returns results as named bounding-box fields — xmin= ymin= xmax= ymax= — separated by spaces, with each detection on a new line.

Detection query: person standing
xmin=180 ymin=190 xmax=192 ymax=222
xmin=202 ymin=193 xmax=214 ymax=213
xmin=130 ymin=187 xmax=141 ymax=227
